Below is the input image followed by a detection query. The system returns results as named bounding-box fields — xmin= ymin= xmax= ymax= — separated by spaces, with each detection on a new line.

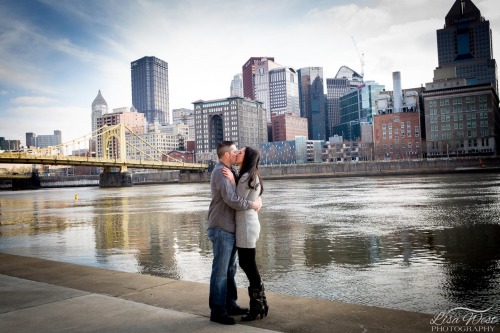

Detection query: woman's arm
xmin=216 ymin=169 xmax=261 ymax=211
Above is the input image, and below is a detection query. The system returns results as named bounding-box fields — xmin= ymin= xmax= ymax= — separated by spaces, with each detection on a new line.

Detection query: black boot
xmin=241 ymin=284 xmax=269 ymax=321
xmin=261 ymin=283 xmax=269 ymax=317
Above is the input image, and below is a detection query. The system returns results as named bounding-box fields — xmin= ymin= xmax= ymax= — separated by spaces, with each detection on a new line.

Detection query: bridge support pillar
xmin=11 ymin=173 xmax=41 ymax=190
xmin=99 ymin=172 xmax=133 ymax=188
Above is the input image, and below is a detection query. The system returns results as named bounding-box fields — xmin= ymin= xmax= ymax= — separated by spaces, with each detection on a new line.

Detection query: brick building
xmin=271 ymin=113 xmax=308 ymax=142
xmin=373 ymin=111 xmax=423 ymax=160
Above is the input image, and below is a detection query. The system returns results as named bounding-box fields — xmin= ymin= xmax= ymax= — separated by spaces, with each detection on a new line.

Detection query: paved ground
xmin=0 ymin=252 xmax=494 ymax=333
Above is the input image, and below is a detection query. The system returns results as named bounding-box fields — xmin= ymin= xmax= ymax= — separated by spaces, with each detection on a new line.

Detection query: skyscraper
xmin=326 ymin=66 xmax=363 ymax=138
xmin=298 ymin=67 xmax=326 ymax=140
xmin=230 ymin=73 xmax=243 ymax=97
xmin=254 ymin=58 xmax=281 ymax=118
xmin=269 ymin=67 xmax=300 ymax=118
xmin=91 ymin=90 xmax=108 ymax=134
xmin=436 ymin=0 xmax=497 ymax=94
xmin=131 ymin=56 xmax=169 ymax=124
xmin=91 ymin=90 xmax=108 ymax=154
xmin=422 ymin=0 xmax=500 ymax=158
xmin=242 ymin=57 xmax=275 ymax=101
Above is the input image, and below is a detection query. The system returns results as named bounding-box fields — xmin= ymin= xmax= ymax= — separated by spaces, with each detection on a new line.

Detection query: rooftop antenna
xmin=351 ymin=36 xmax=365 ymax=81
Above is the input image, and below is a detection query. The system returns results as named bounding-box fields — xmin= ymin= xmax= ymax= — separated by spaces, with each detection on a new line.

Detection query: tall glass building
xmin=326 ymin=66 xmax=364 ymax=139
xmin=332 ymin=82 xmax=385 ymax=141
xmin=298 ymin=67 xmax=326 ymax=140
xmin=436 ymin=0 xmax=497 ymax=94
xmin=131 ymin=56 xmax=169 ymax=125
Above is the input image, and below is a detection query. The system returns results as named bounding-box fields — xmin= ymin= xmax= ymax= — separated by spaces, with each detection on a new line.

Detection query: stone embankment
xmin=259 ymin=156 xmax=500 ymax=180
xmin=173 ymin=157 xmax=500 ymax=182
xmin=1 ymin=156 xmax=498 ymax=189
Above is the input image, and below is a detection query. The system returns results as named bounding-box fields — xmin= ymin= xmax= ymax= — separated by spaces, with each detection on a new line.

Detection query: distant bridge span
xmin=0 ymin=123 xmax=208 ymax=187
xmin=0 ymin=152 xmax=207 ymax=171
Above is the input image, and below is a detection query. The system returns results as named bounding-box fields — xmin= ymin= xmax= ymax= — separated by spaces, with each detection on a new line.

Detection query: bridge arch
xmin=101 ymin=124 xmax=126 ymax=161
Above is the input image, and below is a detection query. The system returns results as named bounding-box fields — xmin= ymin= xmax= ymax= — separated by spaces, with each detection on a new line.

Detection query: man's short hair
xmin=217 ymin=141 xmax=234 ymax=158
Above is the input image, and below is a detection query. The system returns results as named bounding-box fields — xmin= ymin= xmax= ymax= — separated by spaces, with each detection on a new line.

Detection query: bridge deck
xmin=0 ymin=174 xmax=32 ymax=180
xmin=0 ymin=152 xmax=208 ymax=171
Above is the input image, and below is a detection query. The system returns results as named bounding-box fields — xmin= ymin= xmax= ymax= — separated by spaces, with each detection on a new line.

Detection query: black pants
xmin=237 ymin=247 xmax=262 ymax=289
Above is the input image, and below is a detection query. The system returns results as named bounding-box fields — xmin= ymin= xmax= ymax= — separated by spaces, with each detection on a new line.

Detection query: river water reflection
xmin=1 ymin=173 xmax=499 ymax=314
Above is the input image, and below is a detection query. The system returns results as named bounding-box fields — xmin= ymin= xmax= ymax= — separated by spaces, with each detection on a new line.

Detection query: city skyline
xmin=1 ymin=0 xmax=499 ymax=145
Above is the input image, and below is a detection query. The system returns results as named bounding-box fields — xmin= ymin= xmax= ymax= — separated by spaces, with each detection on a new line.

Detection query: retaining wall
xmin=3 ymin=156 xmax=499 ymax=190
xmin=260 ymin=156 xmax=500 ymax=179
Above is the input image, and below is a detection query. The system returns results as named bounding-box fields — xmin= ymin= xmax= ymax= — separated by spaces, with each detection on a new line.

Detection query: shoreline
xmin=1 ymin=157 xmax=499 ymax=189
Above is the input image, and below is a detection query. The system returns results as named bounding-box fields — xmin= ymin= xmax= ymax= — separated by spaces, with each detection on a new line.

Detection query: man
xmin=207 ymin=141 xmax=262 ymax=325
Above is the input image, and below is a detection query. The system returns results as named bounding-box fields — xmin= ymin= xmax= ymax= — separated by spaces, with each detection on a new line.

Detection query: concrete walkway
xmin=0 ymin=253 xmax=484 ymax=333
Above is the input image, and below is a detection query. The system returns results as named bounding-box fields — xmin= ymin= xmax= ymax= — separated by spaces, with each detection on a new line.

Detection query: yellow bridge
xmin=0 ymin=151 xmax=205 ymax=172
xmin=0 ymin=124 xmax=208 ymax=187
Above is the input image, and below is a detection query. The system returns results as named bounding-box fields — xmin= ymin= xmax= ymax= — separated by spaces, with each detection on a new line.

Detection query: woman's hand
xmin=222 ymin=167 xmax=235 ymax=184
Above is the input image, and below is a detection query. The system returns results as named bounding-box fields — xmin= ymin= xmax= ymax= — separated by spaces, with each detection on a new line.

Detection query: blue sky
xmin=1 ymin=0 xmax=499 ymax=146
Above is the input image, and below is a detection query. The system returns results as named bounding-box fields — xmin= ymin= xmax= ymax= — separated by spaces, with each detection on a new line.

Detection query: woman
xmin=222 ymin=146 xmax=269 ymax=321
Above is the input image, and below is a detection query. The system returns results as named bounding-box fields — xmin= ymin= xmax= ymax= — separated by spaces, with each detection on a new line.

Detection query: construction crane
xmin=351 ymin=36 xmax=365 ymax=80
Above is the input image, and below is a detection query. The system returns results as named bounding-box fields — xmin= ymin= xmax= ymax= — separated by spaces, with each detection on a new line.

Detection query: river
xmin=0 ymin=172 xmax=499 ymax=315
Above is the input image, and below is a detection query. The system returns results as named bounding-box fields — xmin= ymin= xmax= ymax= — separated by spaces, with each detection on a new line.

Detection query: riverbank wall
xmin=260 ymin=156 xmax=500 ymax=179
xmin=1 ymin=156 xmax=498 ymax=189
xmin=39 ymin=171 xmax=180 ymax=188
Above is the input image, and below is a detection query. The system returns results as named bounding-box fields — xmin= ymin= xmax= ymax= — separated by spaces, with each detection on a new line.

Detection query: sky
xmin=0 ymin=0 xmax=499 ymax=146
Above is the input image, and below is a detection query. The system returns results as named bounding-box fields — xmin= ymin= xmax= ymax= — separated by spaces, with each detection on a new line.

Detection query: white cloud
xmin=3 ymin=106 xmax=89 ymax=145
xmin=11 ymin=96 xmax=57 ymax=105
xmin=1 ymin=0 xmax=499 ymax=144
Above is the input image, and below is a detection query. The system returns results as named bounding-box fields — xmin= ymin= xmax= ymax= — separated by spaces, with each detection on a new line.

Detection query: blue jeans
xmin=207 ymin=227 xmax=239 ymax=317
